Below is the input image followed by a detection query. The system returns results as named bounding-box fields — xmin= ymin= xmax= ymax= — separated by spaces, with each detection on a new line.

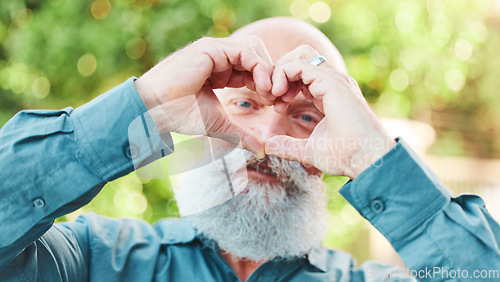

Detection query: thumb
xmin=197 ymin=86 xmax=265 ymax=158
xmin=265 ymin=135 xmax=312 ymax=165
xmin=212 ymin=122 xmax=265 ymax=159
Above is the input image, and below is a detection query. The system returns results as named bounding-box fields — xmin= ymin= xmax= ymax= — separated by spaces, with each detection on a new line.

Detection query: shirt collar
xmin=306 ymin=245 xmax=328 ymax=272
xmin=155 ymin=217 xmax=197 ymax=244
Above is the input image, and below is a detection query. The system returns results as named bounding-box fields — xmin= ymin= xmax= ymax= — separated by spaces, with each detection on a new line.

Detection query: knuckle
xmin=196 ymin=37 xmax=213 ymax=45
xmin=298 ymin=44 xmax=313 ymax=51
xmin=297 ymin=44 xmax=316 ymax=55
xmin=243 ymin=44 xmax=255 ymax=54
xmin=241 ymin=128 xmax=248 ymax=140
xmin=246 ymin=35 xmax=263 ymax=45
xmin=282 ymin=140 xmax=290 ymax=157
xmin=233 ymin=35 xmax=260 ymax=48
xmin=244 ymin=36 xmax=267 ymax=57
xmin=193 ymin=37 xmax=217 ymax=50
xmin=294 ymin=45 xmax=319 ymax=63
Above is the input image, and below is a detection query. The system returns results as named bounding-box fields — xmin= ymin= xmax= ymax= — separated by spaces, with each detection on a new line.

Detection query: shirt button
xmin=125 ymin=143 xmax=139 ymax=160
xmin=370 ymin=199 xmax=385 ymax=214
xmin=33 ymin=198 xmax=45 ymax=208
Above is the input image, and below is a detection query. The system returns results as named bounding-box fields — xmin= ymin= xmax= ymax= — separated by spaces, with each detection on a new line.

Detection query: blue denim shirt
xmin=1 ymin=78 xmax=499 ymax=281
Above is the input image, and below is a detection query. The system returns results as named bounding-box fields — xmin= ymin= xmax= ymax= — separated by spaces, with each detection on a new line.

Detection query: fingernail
xmin=257 ymin=151 xmax=265 ymax=159
xmin=251 ymin=151 xmax=263 ymax=159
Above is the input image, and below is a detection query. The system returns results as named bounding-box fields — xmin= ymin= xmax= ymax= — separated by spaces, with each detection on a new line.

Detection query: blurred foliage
xmin=2 ymin=0 xmax=500 ymax=262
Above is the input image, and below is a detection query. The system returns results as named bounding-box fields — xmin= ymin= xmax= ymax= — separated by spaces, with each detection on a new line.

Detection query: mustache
xmin=245 ymin=153 xmax=305 ymax=183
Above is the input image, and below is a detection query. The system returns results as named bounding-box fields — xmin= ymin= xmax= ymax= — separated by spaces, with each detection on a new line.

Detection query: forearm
xmin=339 ymin=139 xmax=500 ymax=280
xmin=0 ymin=78 xmax=170 ymax=267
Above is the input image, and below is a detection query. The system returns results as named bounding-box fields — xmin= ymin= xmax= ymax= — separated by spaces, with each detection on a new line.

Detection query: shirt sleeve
xmin=339 ymin=139 xmax=500 ymax=281
xmin=0 ymin=77 xmax=172 ymax=270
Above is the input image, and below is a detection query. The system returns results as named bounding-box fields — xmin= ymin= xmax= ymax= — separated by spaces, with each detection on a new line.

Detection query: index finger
xmin=223 ymin=36 xmax=275 ymax=100
xmin=272 ymin=45 xmax=320 ymax=97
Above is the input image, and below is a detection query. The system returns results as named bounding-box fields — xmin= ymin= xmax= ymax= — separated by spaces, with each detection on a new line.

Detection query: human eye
xmin=296 ymin=112 xmax=319 ymax=124
xmin=293 ymin=111 xmax=322 ymax=131
xmin=226 ymin=96 xmax=260 ymax=115
xmin=236 ymin=100 xmax=252 ymax=108
xmin=231 ymin=98 xmax=258 ymax=112
xmin=300 ymin=114 xmax=314 ymax=122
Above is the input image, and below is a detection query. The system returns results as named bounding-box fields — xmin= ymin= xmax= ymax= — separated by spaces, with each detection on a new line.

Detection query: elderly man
xmin=1 ymin=17 xmax=499 ymax=281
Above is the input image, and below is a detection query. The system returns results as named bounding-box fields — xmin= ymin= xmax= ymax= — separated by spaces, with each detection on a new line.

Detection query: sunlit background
xmin=2 ymin=0 xmax=500 ymax=267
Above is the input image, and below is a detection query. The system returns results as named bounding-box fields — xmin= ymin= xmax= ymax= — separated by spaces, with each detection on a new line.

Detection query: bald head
xmin=232 ymin=17 xmax=347 ymax=73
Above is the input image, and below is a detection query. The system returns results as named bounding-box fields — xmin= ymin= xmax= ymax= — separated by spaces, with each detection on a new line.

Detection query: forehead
xmin=231 ymin=19 xmax=347 ymax=73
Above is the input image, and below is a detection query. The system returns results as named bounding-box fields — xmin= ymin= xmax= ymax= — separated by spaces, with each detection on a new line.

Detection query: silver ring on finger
xmin=310 ymin=55 xmax=326 ymax=66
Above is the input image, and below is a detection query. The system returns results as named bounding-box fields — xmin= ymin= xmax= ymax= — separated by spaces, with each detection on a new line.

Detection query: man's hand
xmin=265 ymin=45 xmax=396 ymax=179
xmin=134 ymin=36 xmax=274 ymax=158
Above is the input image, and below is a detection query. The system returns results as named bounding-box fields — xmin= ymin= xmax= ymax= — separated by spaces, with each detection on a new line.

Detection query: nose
xmin=251 ymin=111 xmax=289 ymax=140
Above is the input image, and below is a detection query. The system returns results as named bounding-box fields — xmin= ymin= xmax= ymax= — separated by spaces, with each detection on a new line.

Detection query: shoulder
xmin=58 ymin=213 xmax=197 ymax=246
xmin=153 ymin=217 xmax=197 ymax=244
xmin=50 ymin=215 xmax=203 ymax=279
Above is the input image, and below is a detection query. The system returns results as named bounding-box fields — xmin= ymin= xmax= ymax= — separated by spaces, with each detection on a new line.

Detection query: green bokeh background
xmin=2 ymin=0 xmax=499 ymax=263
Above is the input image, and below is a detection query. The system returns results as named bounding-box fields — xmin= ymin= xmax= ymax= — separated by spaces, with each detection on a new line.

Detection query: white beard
xmin=174 ymin=147 xmax=328 ymax=262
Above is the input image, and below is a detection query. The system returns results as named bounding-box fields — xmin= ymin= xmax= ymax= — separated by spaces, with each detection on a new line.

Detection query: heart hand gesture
xmin=265 ymin=45 xmax=395 ymax=179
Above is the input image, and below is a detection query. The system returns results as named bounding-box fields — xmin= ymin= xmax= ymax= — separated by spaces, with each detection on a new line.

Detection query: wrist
xmin=343 ymin=136 xmax=396 ymax=179
xmin=134 ymin=77 xmax=160 ymax=110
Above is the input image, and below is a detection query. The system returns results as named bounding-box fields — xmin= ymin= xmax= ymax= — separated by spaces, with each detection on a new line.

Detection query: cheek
xmin=225 ymin=112 xmax=264 ymax=129
xmin=226 ymin=114 xmax=250 ymax=128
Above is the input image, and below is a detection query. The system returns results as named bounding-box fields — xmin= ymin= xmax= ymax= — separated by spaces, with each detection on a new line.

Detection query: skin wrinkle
xmin=176 ymin=17 xmax=350 ymax=280
xmin=182 ymin=149 xmax=328 ymax=262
